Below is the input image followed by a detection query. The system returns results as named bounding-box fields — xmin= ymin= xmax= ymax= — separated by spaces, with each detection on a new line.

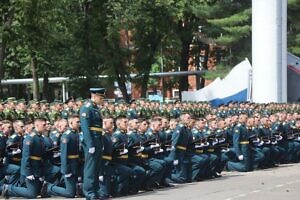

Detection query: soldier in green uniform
xmin=46 ymin=115 xmax=81 ymax=198
xmin=80 ymin=88 xmax=105 ymax=200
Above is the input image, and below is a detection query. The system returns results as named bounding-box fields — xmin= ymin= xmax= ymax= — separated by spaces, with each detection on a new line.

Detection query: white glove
xmin=238 ymin=155 xmax=244 ymax=161
xmin=65 ymin=173 xmax=72 ymax=178
xmin=53 ymin=152 xmax=61 ymax=158
xmin=155 ymin=148 xmax=164 ymax=154
xmin=166 ymin=146 xmax=174 ymax=151
xmin=39 ymin=177 xmax=45 ymax=182
xmin=221 ymin=148 xmax=230 ymax=153
xmin=203 ymin=142 xmax=210 ymax=147
xmin=212 ymin=139 xmax=218 ymax=146
xmin=271 ymin=141 xmax=277 ymax=145
xmin=136 ymin=146 xmax=144 ymax=154
xmin=150 ymin=143 xmax=160 ymax=149
xmin=258 ymin=141 xmax=264 ymax=146
xmin=195 ymin=144 xmax=204 ymax=149
xmin=12 ymin=148 xmax=21 ymax=155
xmin=120 ymin=149 xmax=128 ymax=155
xmin=26 ymin=175 xmax=35 ymax=180
xmin=88 ymin=147 xmax=95 ymax=154
xmin=276 ymin=135 xmax=283 ymax=141
xmin=173 ymin=160 xmax=179 ymax=166
xmin=99 ymin=176 xmax=104 ymax=182
xmin=218 ymin=138 xmax=226 ymax=143
xmin=78 ymin=176 xmax=82 ymax=182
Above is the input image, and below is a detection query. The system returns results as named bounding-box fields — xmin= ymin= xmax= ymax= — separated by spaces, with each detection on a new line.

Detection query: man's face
xmin=119 ymin=118 xmax=128 ymax=132
xmin=15 ymin=122 xmax=25 ymax=134
xmin=3 ymin=123 xmax=13 ymax=135
xmin=139 ymin=121 xmax=149 ymax=133
xmin=92 ymin=93 xmax=104 ymax=105
xmin=35 ymin=120 xmax=47 ymax=133
xmin=70 ymin=117 xmax=80 ymax=131
xmin=103 ymin=118 xmax=114 ymax=132
xmin=152 ymin=121 xmax=162 ymax=132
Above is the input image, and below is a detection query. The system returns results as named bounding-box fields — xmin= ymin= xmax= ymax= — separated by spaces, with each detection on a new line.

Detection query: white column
xmin=252 ymin=0 xmax=287 ymax=103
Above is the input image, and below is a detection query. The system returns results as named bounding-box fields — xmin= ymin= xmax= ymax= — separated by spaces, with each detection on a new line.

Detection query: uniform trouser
xmin=252 ymin=148 xmax=265 ymax=169
xmin=292 ymin=141 xmax=300 ymax=162
xmin=192 ymin=154 xmax=210 ymax=181
xmin=227 ymin=145 xmax=252 ymax=172
xmin=0 ymin=163 xmax=20 ymax=186
xmin=82 ymin=137 xmax=102 ymax=199
xmin=112 ymin=163 xmax=132 ymax=196
xmin=170 ymin=150 xmax=186 ymax=183
xmin=144 ymin=158 xmax=166 ymax=188
xmin=47 ymin=175 xmax=77 ymax=198
xmin=44 ymin=163 xmax=60 ymax=183
xmin=8 ymin=176 xmax=42 ymax=199
xmin=271 ymin=145 xmax=285 ymax=163
xmin=128 ymin=164 xmax=146 ymax=193
xmin=99 ymin=161 xmax=112 ymax=198
xmin=258 ymin=146 xmax=271 ymax=167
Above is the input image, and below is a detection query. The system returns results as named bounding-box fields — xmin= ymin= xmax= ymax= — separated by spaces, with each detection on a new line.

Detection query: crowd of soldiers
xmin=0 ymin=93 xmax=300 ymax=199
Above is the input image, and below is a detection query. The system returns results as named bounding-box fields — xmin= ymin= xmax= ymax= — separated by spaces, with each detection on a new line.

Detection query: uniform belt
xmin=12 ymin=157 xmax=21 ymax=162
xmin=135 ymin=153 xmax=149 ymax=159
xmin=67 ymin=155 xmax=79 ymax=159
xmin=176 ymin=145 xmax=187 ymax=150
xmin=102 ymin=155 xmax=112 ymax=160
xmin=89 ymin=127 xmax=103 ymax=132
xmin=207 ymin=148 xmax=215 ymax=153
xmin=239 ymin=141 xmax=249 ymax=144
xmin=195 ymin=150 xmax=204 ymax=154
xmin=30 ymin=156 xmax=42 ymax=161
xmin=118 ymin=155 xmax=128 ymax=159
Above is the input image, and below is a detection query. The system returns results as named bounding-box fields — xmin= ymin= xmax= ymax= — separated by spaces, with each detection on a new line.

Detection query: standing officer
xmin=80 ymin=88 xmax=105 ymax=200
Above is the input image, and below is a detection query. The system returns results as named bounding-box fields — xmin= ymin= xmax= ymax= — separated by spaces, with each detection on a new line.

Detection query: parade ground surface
xmin=117 ymin=163 xmax=300 ymax=200
xmin=15 ymin=162 xmax=299 ymax=200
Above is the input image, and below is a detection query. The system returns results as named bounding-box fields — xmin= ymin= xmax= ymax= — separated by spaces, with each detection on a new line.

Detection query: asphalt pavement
xmin=7 ymin=163 xmax=300 ymax=200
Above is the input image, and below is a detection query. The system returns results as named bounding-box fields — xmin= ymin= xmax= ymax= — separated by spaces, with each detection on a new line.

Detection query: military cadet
xmin=112 ymin=115 xmax=146 ymax=194
xmin=169 ymin=113 xmax=190 ymax=183
xmin=257 ymin=117 xmax=274 ymax=168
xmin=192 ymin=118 xmax=219 ymax=180
xmin=41 ymin=121 xmax=60 ymax=185
xmin=102 ymin=117 xmax=131 ymax=197
xmin=170 ymin=101 xmax=182 ymax=119
xmin=98 ymin=117 xmax=114 ymax=199
xmin=15 ymin=99 xmax=27 ymax=121
xmin=80 ymin=88 xmax=105 ymax=200
xmin=2 ymin=118 xmax=48 ymax=199
xmin=227 ymin=114 xmax=252 ymax=172
xmin=127 ymin=99 xmax=139 ymax=119
xmin=143 ymin=118 xmax=170 ymax=189
xmin=61 ymin=97 xmax=75 ymax=119
xmin=46 ymin=115 xmax=81 ymax=198
xmin=23 ymin=120 xmax=34 ymax=137
xmin=0 ymin=123 xmax=20 ymax=192
xmin=246 ymin=117 xmax=265 ymax=169
xmin=6 ymin=120 xmax=24 ymax=166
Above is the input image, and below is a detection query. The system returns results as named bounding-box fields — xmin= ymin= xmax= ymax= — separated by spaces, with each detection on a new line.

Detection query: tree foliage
xmin=0 ymin=0 xmax=299 ymax=100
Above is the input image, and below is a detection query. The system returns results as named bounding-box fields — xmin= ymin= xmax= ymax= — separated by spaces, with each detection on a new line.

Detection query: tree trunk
xmin=179 ymin=40 xmax=190 ymax=100
xmin=0 ymin=41 xmax=4 ymax=97
xmin=140 ymin=72 xmax=150 ymax=98
xmin=200 ymin=44 xmax=209 ymax=88
xmin=43 ymin=72 xmax=49 ymax=101
xmin=31 ymin=56 xmax=39 ymax=100
xmin=115 ymin=65 xmax=130 ymax=103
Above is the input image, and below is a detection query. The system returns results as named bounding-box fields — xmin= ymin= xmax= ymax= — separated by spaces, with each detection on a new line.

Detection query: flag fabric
xmin=182 ymin=58 xmax=252 ymax=107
